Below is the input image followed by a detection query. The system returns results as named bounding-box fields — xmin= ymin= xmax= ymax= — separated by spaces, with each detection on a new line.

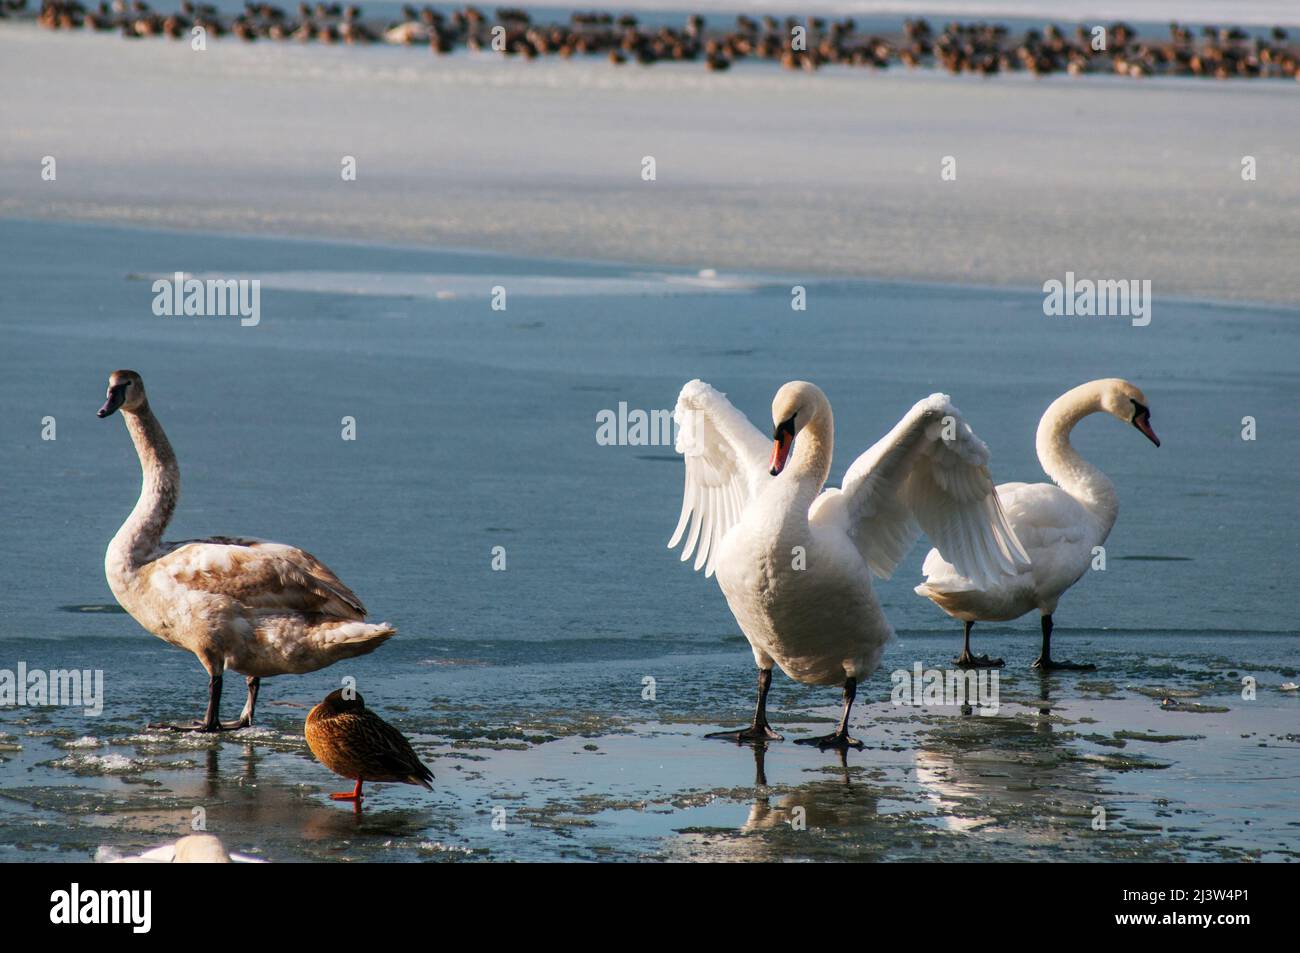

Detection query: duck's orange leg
xmin=330 ymin=779 xmax=364 ymax=801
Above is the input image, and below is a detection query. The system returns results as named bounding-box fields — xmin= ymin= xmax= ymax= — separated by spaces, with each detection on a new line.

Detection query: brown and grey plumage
xmin=305 ymin=689 xmax=434 ymax=803
xmin=98 ymin=369 xmax=396 ymax=733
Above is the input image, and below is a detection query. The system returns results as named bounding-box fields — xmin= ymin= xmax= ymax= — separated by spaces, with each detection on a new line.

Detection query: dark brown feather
xmin=305 ymin=693 xmax=433 ymax=789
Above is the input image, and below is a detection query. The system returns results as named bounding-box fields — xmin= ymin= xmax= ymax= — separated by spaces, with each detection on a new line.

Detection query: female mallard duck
xmin=98 ymin=370 xmax=396 ymax=732
xmin=305 ymin=689 xmax=434 ymax=802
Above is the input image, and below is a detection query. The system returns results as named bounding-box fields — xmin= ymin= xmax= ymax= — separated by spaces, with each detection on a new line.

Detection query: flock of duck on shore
xmin=10 ymin=0 xmax=1300 ymax=79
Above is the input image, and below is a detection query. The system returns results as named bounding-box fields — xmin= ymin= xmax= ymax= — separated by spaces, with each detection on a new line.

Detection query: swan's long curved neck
xmin=1035 ymin=385 xmax=1118 ymax=534
xmin=108 ymin=403 xmax=180 ymax=573
xmin=787 ymin=406 xmax=834 ymax=507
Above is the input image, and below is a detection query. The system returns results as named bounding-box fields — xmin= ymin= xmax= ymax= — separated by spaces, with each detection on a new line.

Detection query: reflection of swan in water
xmin=101 ymin=741 xmax=438 ymax=859
xmin=909 ymin=681 xmax=1105 ymax=835
xmin=667 ymin=745 xmax=883 ymax=860
xmin=738 ymin=745 xmax=871 ymax=835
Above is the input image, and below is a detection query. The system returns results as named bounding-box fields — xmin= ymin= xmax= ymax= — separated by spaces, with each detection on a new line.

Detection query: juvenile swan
xmin=669 ymin=380 xmax=1029 ymax=749
xmin=915 ymin=379 xmax=1159 ymax=670
xmin=98 ymin=370 xmax=396 ymax=731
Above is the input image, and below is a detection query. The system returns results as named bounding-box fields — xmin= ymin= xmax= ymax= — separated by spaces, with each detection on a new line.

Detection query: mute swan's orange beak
xmin=770 ymin=421 xmax=795 ymax=476
xmin=1134 ymin=411 xmax=1160 ymax=447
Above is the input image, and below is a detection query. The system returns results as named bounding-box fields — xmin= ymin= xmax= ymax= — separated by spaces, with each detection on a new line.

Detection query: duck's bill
xmin=97 ymin=385 xmax=126 ymax=418
xmin=769 ymin=432 xmax=794 ymax=476
xmin=1134 ymin=412 xmax=1160 ymax=447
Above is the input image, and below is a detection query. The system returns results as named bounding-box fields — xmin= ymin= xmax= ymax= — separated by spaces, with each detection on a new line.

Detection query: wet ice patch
xmin=50 ymin=753 xmax=197 ymax=775
xmin=229 ymin=726 xmax=278 ymax=740
xmin=52 ymin=753 xmax=137 ymax=774
xmin=414 ymin=841 xmax=474 ymax=856
xmin=191 ymin=270 xmax=769 ymax=301
xmin=127 ymin=731 xmax=225 ymax=748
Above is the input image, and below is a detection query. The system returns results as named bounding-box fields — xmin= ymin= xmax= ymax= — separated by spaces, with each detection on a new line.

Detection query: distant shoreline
xmin=4 ymin=25 xmax=1298 ymax=307
xmin=11 ymin=1 xmax=1300 ymax=81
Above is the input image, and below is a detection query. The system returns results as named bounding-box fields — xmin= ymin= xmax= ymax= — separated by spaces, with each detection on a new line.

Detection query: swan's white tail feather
xmin=313 ymin=621 xmax=396 ymax=655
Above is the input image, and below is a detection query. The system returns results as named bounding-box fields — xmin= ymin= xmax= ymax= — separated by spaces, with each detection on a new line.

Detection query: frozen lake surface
xmin=1 ymin=218 xmax=1296 ymax=861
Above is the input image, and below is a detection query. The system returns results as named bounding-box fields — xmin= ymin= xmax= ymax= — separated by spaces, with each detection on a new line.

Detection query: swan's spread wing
xmin=667 ymin=380 xmax=771 ymax=577
xmin=150 ymin=536 xmax=367 ymax=619
xmin=825 ymin=394 xmax=1030 ymax=589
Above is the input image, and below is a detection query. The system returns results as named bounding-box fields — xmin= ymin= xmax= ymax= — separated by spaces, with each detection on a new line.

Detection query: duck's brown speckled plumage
xmin=305 ymin=689 xmax=433 ymax=793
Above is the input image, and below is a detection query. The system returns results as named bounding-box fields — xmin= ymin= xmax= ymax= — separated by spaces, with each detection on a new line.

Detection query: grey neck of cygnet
xmin=1035 ymin=384 xmax=1119 ymax=534
xmin=111 ymin=401 xmax=180 ymax=567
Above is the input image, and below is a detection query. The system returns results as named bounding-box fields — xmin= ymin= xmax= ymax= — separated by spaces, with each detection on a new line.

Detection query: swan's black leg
xmin=229 ymin=676 xmax=260 ymax=729
xmin=150 ymin=673 xmax=237 ymax=732
xmin=706 ymin=668 xmax=784 ymax=743
xmin=1031 ymin=615 xmax=1096 ymax=671
xmin=795 ymin=677 xmax=865 ymax=750
xmin=954 ymin=620 xmax=1004 ymax=668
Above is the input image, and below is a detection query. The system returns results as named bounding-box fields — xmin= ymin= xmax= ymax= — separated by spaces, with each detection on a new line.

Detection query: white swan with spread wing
xmin=98 ymin=370 xmax=396 ymax=732
xmin=668 ymin=380 xmax=1029 ymax=749
xmin=915 ymin=378 xmax=1160 ymax=671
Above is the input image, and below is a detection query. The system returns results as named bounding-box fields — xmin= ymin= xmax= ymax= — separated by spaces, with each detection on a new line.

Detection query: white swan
xmin=98 ymin=370 xmax=396 ymax=732
xmin=95 ymin=834 xmax=266 ymax=863
xmin=668 ymin=380 xmax=1029 ymax=749
xmin=915 ymin=378 xmax=1159 ymax=671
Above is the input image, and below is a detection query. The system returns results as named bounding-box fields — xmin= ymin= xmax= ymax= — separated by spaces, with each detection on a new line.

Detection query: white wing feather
xmin=667 ymin=380 xmax=771 ymax=578
xmin=817 ymin=394 xmax=1030 ymax=589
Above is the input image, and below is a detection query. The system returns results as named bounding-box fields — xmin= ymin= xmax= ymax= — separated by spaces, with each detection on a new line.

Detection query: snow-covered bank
xmin=4 ymin=27 xmax=1298 ymax=303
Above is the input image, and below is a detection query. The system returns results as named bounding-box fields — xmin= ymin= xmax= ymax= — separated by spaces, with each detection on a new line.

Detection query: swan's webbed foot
xmin=954 ymin=622 xmax=1002 ymax=668
xmin=1031 ymin=657 xmax=1096 ymax=672
xmin=147 ymin=719 xmax=239 ymax=733
xmin=705 ymin=723 xmax=784 ymax=744
xmin=954 ymin=651 xmax=1004 ymax=668
xmin=151 ymin=673 xmax=244 ymax=733
xmin=709 ymin=668 xmax=783 ymax=743
xmin=223 ymin=715 xmax=253 ymax=730
xmin=794 ymin=729 xmax=864 ymax=751
xmin=795 ymin=676 xmax=865 ymax=751
xmin=1032 ymin=617 xmax=1093 ymax=671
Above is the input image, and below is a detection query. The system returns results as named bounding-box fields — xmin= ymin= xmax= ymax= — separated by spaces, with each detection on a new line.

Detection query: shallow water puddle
xmin=2 ymin=659 xmax=1297 ymax=861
